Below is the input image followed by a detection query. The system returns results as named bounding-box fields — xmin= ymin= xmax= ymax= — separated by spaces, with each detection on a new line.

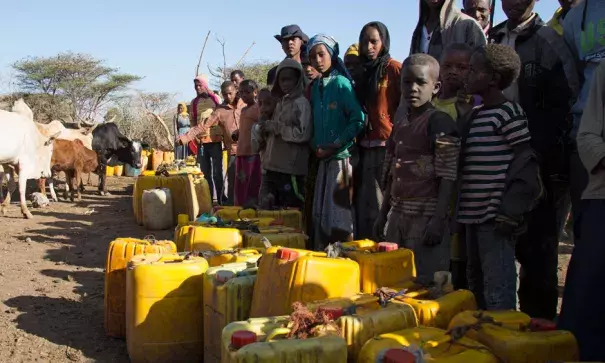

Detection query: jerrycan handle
xmin=265 ymin=328 xmax=291 ymax=342
xmin=238 ymin=248 xmax=261 ymax=255
xmin=238 ymin=208 xmax=258 ymax=219
xmin=142 ymin=235 xmax=157 ymax=245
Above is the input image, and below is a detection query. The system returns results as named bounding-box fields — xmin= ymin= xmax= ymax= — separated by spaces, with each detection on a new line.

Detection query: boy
xmin=432 ymin=43 xmax=475 ymax=290
xmin=251 ymin=88 xmax=277 ymax=168
xmin=267 ymin=25 xmax=310 ymax=87
xmin=232 ymin=80 xmax=262 ymax=206
xmin=230 ymin=70 xmax=245 ymax=90
xmin=490 ymin=0 xmax=579 ymax=320
xmin=560 ymin=61 xmax=605 ymax=362
xmin=374 ymin=53 xmax=459 ymax=285
xmin=180 ymin=81 xmax=245 ymax=205
xmin=459 ymin=44 xmax=541 ymax=310
xmin=259 ymin=58 xmax=312 ymax=209
xmin=462 ymin=0 xmax=492 ymax=34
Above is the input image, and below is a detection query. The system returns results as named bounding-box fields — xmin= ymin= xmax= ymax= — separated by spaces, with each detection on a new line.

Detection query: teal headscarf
xmin=306 ymin=34 xmax=353 ymax=82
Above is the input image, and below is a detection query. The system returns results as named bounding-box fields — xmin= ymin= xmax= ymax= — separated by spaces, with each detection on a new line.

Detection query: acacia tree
xmin=13 ymin=52 xmax=141 ymax=124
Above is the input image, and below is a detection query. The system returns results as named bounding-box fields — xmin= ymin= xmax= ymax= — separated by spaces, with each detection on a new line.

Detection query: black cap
xmin=274 ymin=24 xmax=309 ymax=43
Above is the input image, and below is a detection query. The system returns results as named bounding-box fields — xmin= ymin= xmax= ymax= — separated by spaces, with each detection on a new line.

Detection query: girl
xmin=355 ymin=21 xmax=402 ymax=240
xmin=174 ymin=102 xmax=194 ymax=160
xmin=307 ymin=34 xmax=365 ymax=250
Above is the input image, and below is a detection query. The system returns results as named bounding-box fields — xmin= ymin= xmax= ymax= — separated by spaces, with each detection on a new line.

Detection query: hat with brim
xmin=275 ymin=24 xmax=309 ymax=43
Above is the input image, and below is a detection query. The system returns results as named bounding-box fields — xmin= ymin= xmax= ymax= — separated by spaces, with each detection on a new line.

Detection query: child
xmin=374 ymin=53 xmax=459 ymax=285
xmin=180 ymin=81 xmax=245 ymax=205
xmin=251 ymin=88 xmax=277 ymax=170
xmin=462 ymin=0 xmax=492 ymax=34
xmin=307 ymin=34 xmax=364 ymax=250
xmin=458 ymin=44 xmax=541 ymax=310
xmin=233 ymin=80 xmax=262 ymax=206
xmin=490 ymin=0 xmax=579 ymax=320
xmin=432 ymin=43 xmax=475 ymax=290
xmin=258 ymin=58 xmax=312 ymax=210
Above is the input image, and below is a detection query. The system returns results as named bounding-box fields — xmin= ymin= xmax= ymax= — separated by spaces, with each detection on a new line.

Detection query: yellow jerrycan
xmin=184 ymin=225 xmax=243 ymax=252
xmin=242 ymin=227 xmax=308 ymax=250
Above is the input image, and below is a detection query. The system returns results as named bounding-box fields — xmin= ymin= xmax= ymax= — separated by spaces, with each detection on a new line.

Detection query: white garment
xmin=420 ymin=26 xmax=434 ymax=54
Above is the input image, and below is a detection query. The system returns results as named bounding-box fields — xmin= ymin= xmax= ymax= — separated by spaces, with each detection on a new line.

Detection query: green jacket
xmin=310 ymin=73 xmax=364 ymax=160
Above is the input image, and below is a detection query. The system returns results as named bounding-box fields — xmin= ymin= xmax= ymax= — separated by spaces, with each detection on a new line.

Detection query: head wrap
xmin=177 ymin=102 xmax=188 ymax=116
xmin=306 ymin=34 xmax=352 ymax=82
xmin=194 ymin=75 xmax=221 ymax=106
xmin=358 ymin=21 xmax=392 ymax=105
xmin=345 ymin=43 xmax=359 ymax=57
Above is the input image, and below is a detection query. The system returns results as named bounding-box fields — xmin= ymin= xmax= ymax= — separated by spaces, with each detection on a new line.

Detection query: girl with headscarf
xmin=174 ymin=102 xmax=194 ymax=159
xmin=307 ymin=34 xmax=365 ymax=250
xmin=355 ymin=21 xmax=402 ymax=240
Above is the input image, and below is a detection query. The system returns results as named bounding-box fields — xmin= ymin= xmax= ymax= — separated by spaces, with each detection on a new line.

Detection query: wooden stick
xmin=234 ymin=41 xmax=256 ymax=68
xmin=196 ymin=30 xmax=211 ymax=77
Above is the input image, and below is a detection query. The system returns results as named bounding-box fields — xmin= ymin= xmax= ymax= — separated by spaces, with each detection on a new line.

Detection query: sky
xmin=1 ymin=0 xmax=559 ymax=103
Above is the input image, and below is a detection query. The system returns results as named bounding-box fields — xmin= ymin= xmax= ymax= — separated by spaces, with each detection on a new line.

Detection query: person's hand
xmin=316 ymin=143 xmax=340 ymax=159
xmin=174 ymin=137 xmax=183 ymax=146
xmin=423 ymin=216 xmax=447 ymax=246
xmin=494 ymin=214 xmax=520 ymax=238
xmin=263 ymin=120 xmax=278 ymax=134
xmin=456 ymin=90 xmax=473 ymax=116
xmin=231 ymin=129 xmax=239 ymax=142
xmin=373 ymin=214 xmax=387 ymax=242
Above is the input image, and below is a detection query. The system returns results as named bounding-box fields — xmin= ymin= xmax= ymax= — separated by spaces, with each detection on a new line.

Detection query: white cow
xmin=36 ymin=120 xmax=95 ymax=149
xmin=0 ymin=99 xmax=60 ymax=218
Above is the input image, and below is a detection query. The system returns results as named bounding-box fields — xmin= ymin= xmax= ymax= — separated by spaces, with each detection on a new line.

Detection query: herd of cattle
xmin=0 ymin=99 xmax=143 ymax=219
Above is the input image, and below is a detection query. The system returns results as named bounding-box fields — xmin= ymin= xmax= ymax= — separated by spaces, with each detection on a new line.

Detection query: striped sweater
xmin=457 ymin=101 xmax=531 ymax=224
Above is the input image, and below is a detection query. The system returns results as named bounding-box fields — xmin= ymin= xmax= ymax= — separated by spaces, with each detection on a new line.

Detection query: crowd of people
xmin=172 ymin=0 xmax=605 ymax=360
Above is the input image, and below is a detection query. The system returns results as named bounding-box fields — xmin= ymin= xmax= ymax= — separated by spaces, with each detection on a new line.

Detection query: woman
xmin=173 ymin=102 xmax=195 ymax=160
xmin=307 ymin=34 xmax=365 ymax=250
xmin=355 ymin=22 xmax=402 ymax=240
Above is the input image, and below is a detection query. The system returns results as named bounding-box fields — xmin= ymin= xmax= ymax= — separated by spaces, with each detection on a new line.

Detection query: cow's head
xmin=116 ymin=138 xmax=143 ymax=169
xmin=37 ymin=131 xmax=61 ymax=178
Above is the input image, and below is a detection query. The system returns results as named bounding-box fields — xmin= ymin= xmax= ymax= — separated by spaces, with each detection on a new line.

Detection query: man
xmin=230 ymin=70 xmax=245 ymax=90
xmin=462 ymin=0 xmax=492 ymax=34
xmin=410 ymin=0 xmax=486 ymax=60
xmin=190 ymin=75 xmax=223 ymax=203
xmin=489 ymin=0 xmax=579 ymax=320
xmin=267 ymin=25 xmax=309 ymax=87
xmin=548 ymin=0 xmax=582 ymax=35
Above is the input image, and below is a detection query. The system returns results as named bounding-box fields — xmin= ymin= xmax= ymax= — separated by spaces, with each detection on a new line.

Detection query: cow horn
xmin=45 ymin=131 xmax=61 ymax=146
xmin=79 ymin=117 xmax=96 ymax=127
xmin=106 ymin=115 xmax=116 ymax=123
xmin=83 ymin=122 xmax=100 ymax=135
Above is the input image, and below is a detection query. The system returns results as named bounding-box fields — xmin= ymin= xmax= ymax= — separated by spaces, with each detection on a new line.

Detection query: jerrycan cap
xmin=383 ymin=349 xmax=416 ymax=363
xmin=317 ymin=305 xmax=344 ymax=320
xmin=231 ymin=330 xmax=257 ymax=349
xmin=215 ymin=270 xmax=236 ymax=283
xmin=377 ymin=242 xmax=399 ymax=252
xmin=529 ymin=318 xmax=557 ymax=331
xmin=276 ymin=248 xmax=299 ymax=261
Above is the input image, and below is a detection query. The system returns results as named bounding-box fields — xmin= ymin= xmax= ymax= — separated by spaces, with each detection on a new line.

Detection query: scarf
xmin=178 ymin=102 xmax=189 ymax=116
xmin=194 ymin=75 xmax=221 ymax=106
xmin=306 ymin=34 xmax=353 ymax=82
xmin=358 ymin=21 xmax=392 ymax=105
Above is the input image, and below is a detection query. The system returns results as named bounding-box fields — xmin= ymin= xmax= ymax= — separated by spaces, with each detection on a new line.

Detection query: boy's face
xmin=463 ymin=0 xmax=491 ymax=29
xmin=259 ymin=93 xmax=277 ymax=119
xmin=401 ymin=64 xmax=440 ymax=108
xmin=230 ymin=74 xmax=244 ymax=89
xmin=360 ymin=26 xmax=383 ymax=61
xmin=344 ymin=54 xmax=362 ymax=79
xmin=423 ymin=0 xmax=446 ymax=10
xmin=465 ymin=52 xmax=491 ymax=95
xmin=302 ymin=62 xmax=321 ymax=80
xmin=221 ymin=85 xmax=238 ymax=105
xmin=278 ymin=68 xmax=299 ymax=94
xmin=441 ymin=50 xmax=471 ymax=92
xmin=194 ymin=80 xmax=205 ymax=96
xmin=310 ymin=44 xmax=332 ymax=74
xmin=281 ymin=37 xmax=303 ymax=58
xmin=502 ymin=0 xmax=535 ymax=23
xmin=240 ymin=86 xmax=257 ymax=105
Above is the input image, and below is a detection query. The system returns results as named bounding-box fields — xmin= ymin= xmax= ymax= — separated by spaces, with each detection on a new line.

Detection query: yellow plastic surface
xmin=242 ymin=229 xmax=307 ymax=249
xmin=193 ymin=174 xmax=212 ymax=216
xmin=310 ymin=295 xmax=419 ymax=361
xmin=151 ymin=150 xmax=163 ymax=170
xmin=215 ymin=207 xmax=303 ymax=230
xmin=396 ymin=289 xmax=477 ymax=329
xmin=114 ymin=164 xmax=124 ymax=176
xmin=132 ymin=174 xmax=200 ymax=226
xmin=203 ymin=262 xmax=258 ymax=363
xmin=358 ymin=326 xmax=498 ymax=363
xmin=125 ymin=254 xmax=209 ymax=363
xmin=448 ymin=310 xmax=532 ymax=340
xmin=104 ymin=238 xmax=176 ymax=338
xmin=250 ymin=247 xmax=360 ymax=318
xmin=163 ymin=151 xmax=175 ymax=163
xmin=106 ymin=165 xmax=115 ymax=176
xmin=222 ymin=317 xmax=347 ymax=363
xmin=141 ymin=170 xmax=155 ymax=176
xmin=184 ymin=225 xmax=243 ymax=252
xmin=448 ymin=311 xmax=578 ymax=363
xmin=342 ymin=241 xmax=416 ymax=293
xmin=206 ymin=248 xmax=262 ymax=267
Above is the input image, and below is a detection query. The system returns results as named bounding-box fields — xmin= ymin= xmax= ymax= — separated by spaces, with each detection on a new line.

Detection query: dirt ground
xmin=0 ymin=175 xmax=573 ymax=362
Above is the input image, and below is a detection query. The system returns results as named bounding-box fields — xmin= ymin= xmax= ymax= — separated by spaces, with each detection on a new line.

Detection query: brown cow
xmin=39 ymin=139 xmax=99 ymax=202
